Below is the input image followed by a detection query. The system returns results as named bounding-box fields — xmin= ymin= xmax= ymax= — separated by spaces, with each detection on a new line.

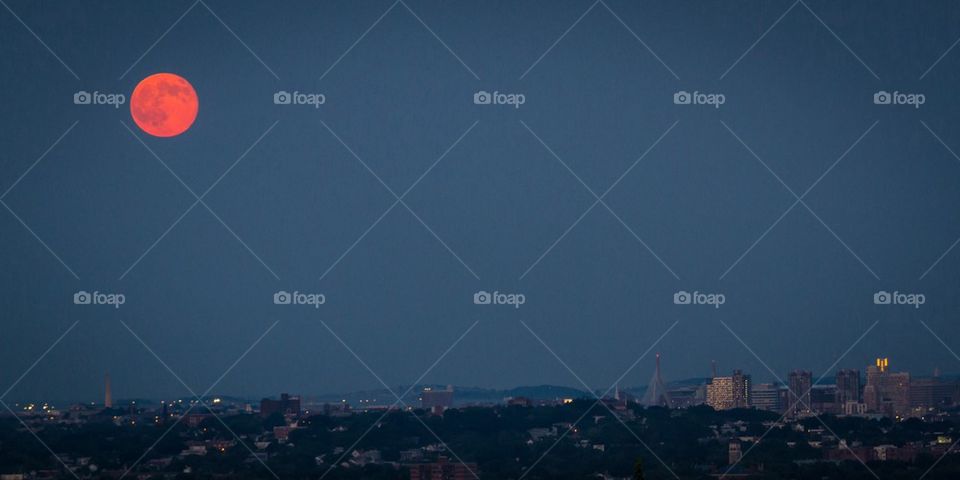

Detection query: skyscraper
xmin=788 ymin=370 xmax=812 ymax=414
xmin=863 ymin=358 xmax=911 ymax=417
xmin=835 ymin=369 xmax=861 ymax=406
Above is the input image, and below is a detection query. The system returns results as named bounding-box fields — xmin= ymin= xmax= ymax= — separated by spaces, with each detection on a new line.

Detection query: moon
xmin=130 ymin=73 xmax=198 ymax=137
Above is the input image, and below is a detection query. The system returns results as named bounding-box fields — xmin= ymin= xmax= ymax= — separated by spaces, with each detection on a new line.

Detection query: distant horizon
xmin=11 ymin=367 xmax=960 ymax=406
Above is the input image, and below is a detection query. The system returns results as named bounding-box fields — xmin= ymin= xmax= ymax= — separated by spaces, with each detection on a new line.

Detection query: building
xmin=863 ymin=358 xmax=911 ymax=417
xmin=260 ymin=393 xmax=300 ymax=418
xmin=811 ymin=385 xmax=839 ymax=414
xmin=420 ymin=386 xmax=454 ymax=413
xmin=910 ymin=372 xmax=958 ymax=410
xmin=835 ymin=369 xmax=861 ymax=405
xmin=408 ymin=456 xmax=478 ymax=480
xmin=707 ymin=370 xmax=751 ymax=410
xmin=750 ymin=383 xmax=782 ymax=412
xmin=788 ymin=370 xmax=812 ymax=414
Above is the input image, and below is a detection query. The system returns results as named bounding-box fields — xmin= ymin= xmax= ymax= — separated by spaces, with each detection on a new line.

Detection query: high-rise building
xmin=863 ymin=358 xmax=911 ymax=417
xmin=750 ymin=383 xmax=782 ymax=412
xmin=836 ymin=369 xmax=861 ymax=405
xmin=788 ymin=370 xmax=812 ymax=414
xmin=707 ymin=370 xmax=751 ymax=410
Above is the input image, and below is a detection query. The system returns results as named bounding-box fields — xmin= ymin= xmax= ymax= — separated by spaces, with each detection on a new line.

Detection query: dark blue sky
xmin=2 ymin=0 xmax=960 ymax=403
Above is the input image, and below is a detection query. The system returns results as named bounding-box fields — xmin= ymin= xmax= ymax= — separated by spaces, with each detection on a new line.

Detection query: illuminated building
xmin=707 ymin=370 xmax=750 ymax=410
xmin=863 ymin=358 xmax=910 ymax=417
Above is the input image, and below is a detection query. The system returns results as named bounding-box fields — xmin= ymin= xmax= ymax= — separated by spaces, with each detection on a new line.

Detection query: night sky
xmin=2 ymin=0 xmax=960 ymax=404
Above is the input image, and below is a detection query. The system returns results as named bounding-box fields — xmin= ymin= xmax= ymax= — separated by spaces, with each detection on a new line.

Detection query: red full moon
xmin=130 ymin=73 xmax=198 ymax=137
